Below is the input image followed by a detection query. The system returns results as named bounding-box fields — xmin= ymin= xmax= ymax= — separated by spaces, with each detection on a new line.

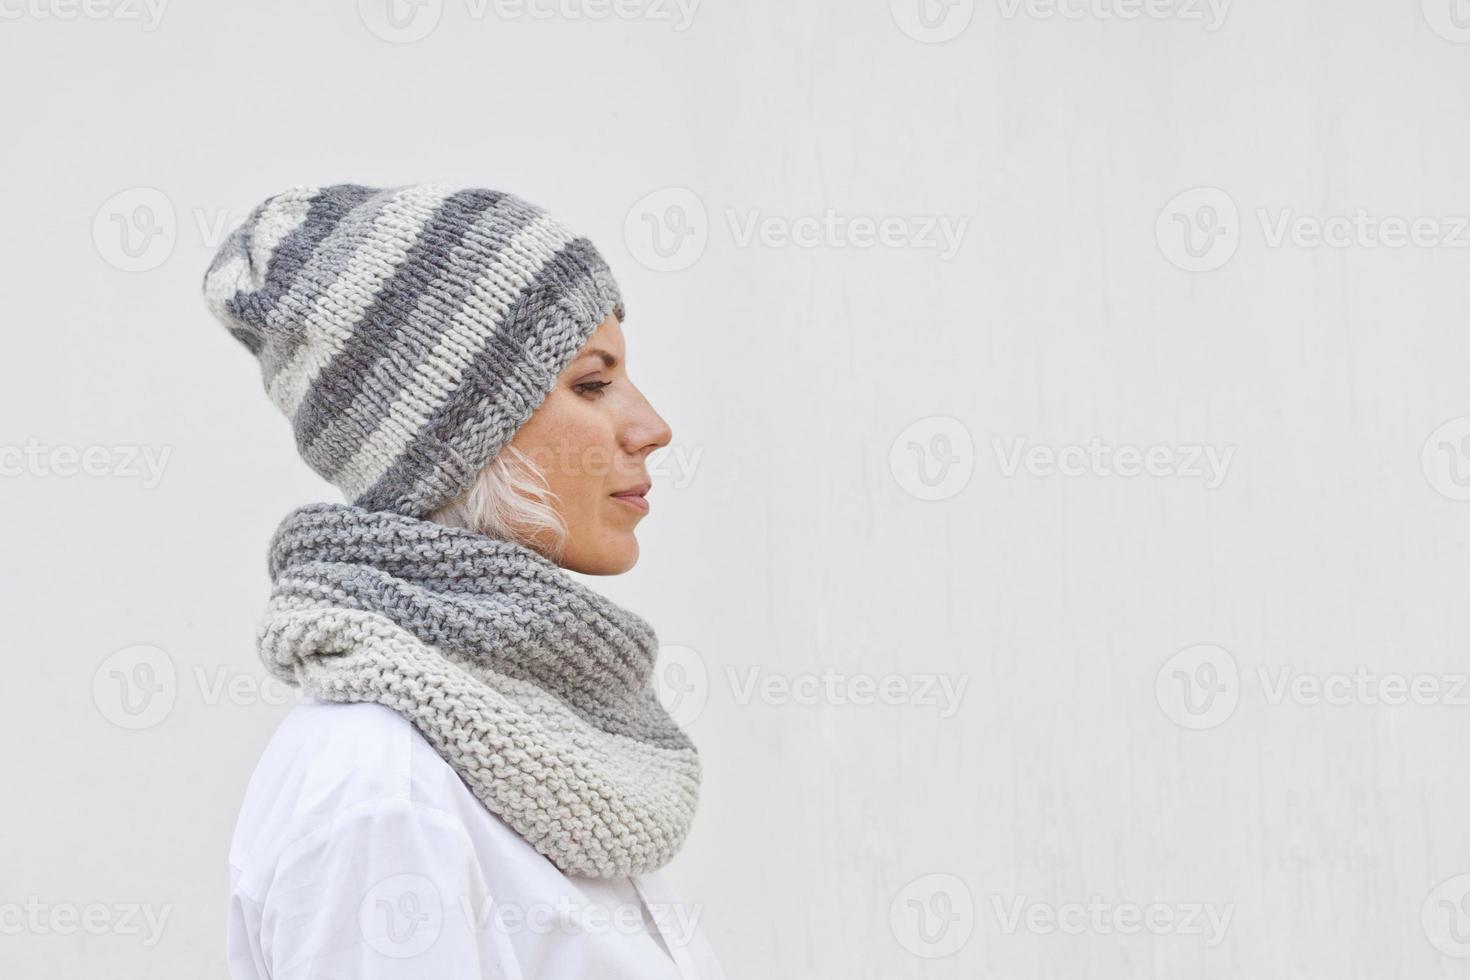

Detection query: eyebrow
xmin=575 ymin=347 xmax=620 ymax=369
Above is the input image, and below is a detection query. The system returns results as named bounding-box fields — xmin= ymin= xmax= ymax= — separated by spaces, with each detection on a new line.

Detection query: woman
xmin=203 ymin=183 xmax=722 ymax=979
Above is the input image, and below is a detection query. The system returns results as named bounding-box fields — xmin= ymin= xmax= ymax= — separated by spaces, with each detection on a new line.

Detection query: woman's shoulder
xmin=227 ymin=697 xmax=486 ymax=880
xmin=226 ymin=697 xmax=630 ymax=911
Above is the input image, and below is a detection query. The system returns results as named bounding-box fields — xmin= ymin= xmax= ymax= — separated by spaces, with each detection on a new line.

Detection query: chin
xmin=563 ymin=532 xmax=640 ymax=576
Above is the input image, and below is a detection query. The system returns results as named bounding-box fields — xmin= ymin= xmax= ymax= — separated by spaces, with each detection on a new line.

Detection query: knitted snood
xmin=257 ymin=502 xmax=702 ymax=878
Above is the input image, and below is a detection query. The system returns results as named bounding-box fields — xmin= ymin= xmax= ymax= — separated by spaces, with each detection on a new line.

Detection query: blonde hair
xmin=427 ymin=445 xmax=568 ymax=562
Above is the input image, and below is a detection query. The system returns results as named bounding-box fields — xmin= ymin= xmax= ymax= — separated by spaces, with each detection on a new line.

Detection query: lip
xmin=610 ymin=483 xmax=651 ymax=513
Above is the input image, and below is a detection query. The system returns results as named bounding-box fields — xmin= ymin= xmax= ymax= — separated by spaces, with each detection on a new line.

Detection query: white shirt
xmin=226 ymin=696 xmax=725 ymax=980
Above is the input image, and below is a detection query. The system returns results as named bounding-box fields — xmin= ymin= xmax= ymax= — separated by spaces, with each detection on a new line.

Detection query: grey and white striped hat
xmin=202 ymin=182 xmax=623 ymax=517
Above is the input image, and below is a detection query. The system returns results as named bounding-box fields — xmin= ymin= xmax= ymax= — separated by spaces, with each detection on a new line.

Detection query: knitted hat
xmin=202 ymin=182 xmax=624 ymax=517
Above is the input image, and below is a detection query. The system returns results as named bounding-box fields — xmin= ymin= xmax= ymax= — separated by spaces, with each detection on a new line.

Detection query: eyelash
xmin=575 ymin=380 xmax=611 ymax=398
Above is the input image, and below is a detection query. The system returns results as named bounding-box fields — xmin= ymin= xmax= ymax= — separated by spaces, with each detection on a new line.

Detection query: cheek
xmin=518 ymin=402 xmax=618 ymax=501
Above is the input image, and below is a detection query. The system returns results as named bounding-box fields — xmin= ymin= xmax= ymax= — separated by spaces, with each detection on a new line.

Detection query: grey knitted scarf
xmin=256 ymin=502 xmax=701 ymax=878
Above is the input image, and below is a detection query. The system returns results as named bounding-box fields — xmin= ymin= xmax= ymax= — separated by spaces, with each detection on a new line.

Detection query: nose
xmin=621 ymin=382 xmax=673 ymax=459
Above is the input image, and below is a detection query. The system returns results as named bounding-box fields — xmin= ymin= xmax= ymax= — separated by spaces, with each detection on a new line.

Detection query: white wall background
xmin=3 ymin=0 xmax=1470 ymax=976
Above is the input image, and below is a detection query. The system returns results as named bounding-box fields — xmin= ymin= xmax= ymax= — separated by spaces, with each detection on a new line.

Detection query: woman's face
xmin=509 ymin=314 xmax=672 ymax=575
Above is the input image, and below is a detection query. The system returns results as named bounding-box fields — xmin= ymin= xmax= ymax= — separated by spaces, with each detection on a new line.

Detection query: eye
xmin=575 ymin=380 xmax=611 ymax=398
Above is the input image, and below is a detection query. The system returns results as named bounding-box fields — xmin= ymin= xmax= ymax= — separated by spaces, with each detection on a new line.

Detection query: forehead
xmin=587 ymin=313 xmax=624 ymax=345
xmin=573 ymin=315 xmax=626 ymax=360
